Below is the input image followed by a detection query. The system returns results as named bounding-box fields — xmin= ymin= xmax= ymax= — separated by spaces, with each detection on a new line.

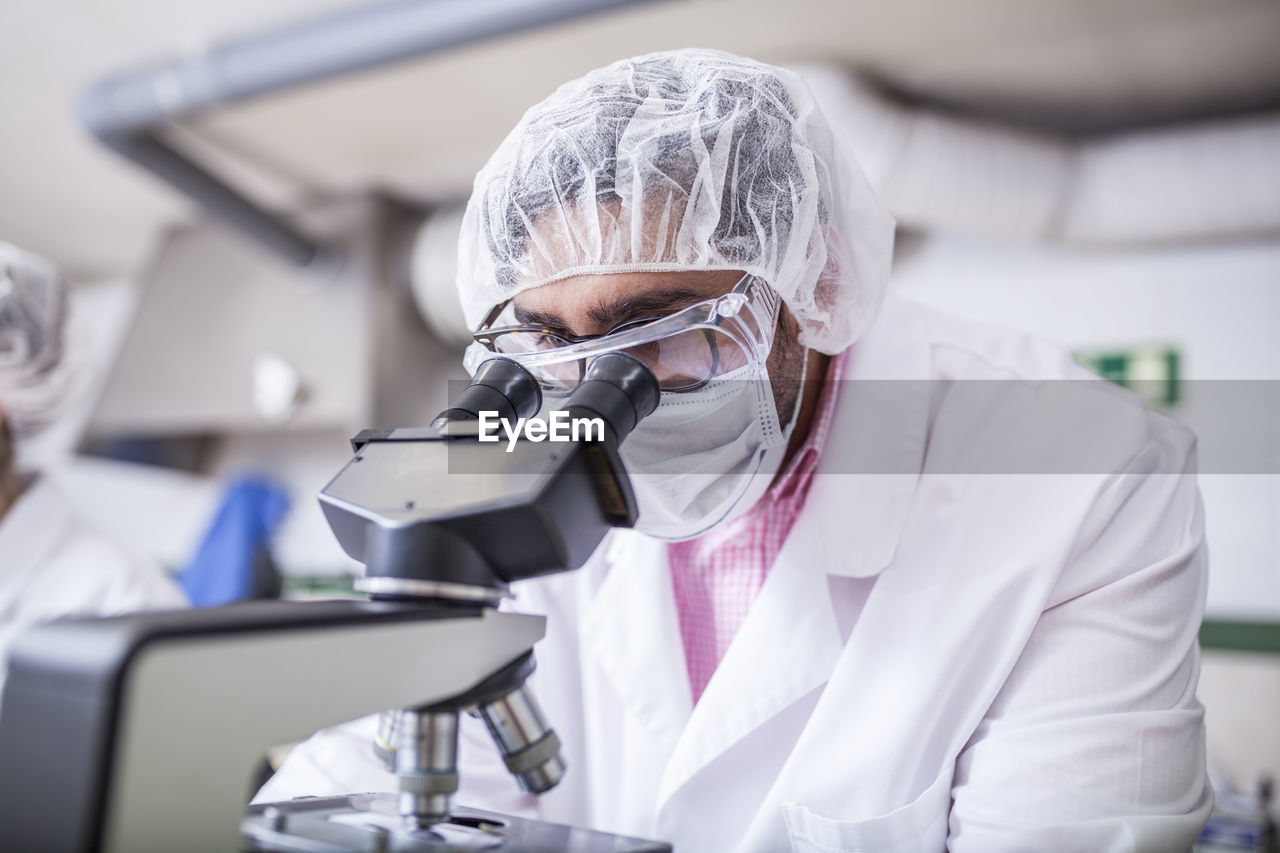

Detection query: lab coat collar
xmin=580 ymin=530 xmax=693 ymax=747
xmin=648 ymin=297 xmax=932 ymax=812
xmin=579 ymin=294 xmax=932 ymax=820
xmin=653 ymin=496 xmax=840 ymax=815
xmin=810 ymin=293 xmax=932 ymax=579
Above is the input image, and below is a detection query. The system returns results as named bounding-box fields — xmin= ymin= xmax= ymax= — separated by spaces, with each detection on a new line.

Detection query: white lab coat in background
xmin=0 ymin=475 xmax=187 ymax=698
xmin=259 ymin=294 xmax=1213 ymax=852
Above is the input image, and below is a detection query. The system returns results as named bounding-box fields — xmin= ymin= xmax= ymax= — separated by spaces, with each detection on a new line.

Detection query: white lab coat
xmin=259 ymin=295 xmax=1213 ymax=852
xmin=0 ymin=475 xmax=188 ymax=699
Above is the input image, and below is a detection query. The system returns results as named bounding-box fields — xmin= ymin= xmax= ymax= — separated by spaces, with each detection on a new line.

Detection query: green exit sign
xmin=1075 ymin=345 xmax=1182 ymax=409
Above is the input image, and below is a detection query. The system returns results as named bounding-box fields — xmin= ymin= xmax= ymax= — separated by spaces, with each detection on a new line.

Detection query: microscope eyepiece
xmin=433 ymin=352 xmax=659 ymax=444
xmin=432 ymin=357 xmax=542 ymax=430
xmin=563 ymin=352 xmax=661 ymax=445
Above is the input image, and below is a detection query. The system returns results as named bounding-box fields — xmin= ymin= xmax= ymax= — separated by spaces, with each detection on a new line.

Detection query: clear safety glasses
xmin=468 ymin=273 xmax=781 ymax=394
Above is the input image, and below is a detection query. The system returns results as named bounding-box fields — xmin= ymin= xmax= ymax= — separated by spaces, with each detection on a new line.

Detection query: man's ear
xmin=777 ymin=303 xmax=803 ymax=344
xmin=803 ymin=223 xmax=854 ymax=344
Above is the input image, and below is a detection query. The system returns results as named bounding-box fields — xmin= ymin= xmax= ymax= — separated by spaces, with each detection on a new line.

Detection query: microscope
xmin=0 ymin=354 xmax=669 ymax=852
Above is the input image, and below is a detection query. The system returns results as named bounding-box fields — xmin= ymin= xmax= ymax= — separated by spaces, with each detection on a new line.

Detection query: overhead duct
xmin=81 ymin=0 xmax=669 ymax=448
xmin=80 ymin=0 xmax=657 ymax=268
xmin=796 ymin=64 xmax=1280 ymax=245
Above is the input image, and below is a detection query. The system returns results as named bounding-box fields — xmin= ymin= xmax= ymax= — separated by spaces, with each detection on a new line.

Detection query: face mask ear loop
xmin=758 ymin=341 xmax=807 ymax=453
xmin=782 ymin=346 xmax=810 ymax=437
xmin=752 ymin=333 xmax=807 ymax=453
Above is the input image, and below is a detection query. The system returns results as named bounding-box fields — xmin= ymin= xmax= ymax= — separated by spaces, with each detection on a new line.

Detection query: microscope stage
xmin=242 ymin=794 xmax=670 ymax=852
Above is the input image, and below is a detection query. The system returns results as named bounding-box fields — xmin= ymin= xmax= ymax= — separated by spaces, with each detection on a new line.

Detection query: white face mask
xmin=618 ymin=352 xmax=806 ymax=541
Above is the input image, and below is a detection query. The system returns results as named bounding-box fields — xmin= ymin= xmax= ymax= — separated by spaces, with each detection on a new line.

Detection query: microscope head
xmin=319 ymin=353 xmax=660 ymax=603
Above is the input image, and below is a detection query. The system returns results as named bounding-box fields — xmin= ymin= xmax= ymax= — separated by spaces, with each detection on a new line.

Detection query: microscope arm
xmin=0 ymin=600 xmax=544 ymax=853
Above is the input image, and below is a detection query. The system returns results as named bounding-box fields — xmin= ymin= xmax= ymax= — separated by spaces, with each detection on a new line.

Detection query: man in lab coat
xmin=261 ymin=50 xmax=1212 ymax=851
xmin=0 ymin=242 xmax=186 ymax=702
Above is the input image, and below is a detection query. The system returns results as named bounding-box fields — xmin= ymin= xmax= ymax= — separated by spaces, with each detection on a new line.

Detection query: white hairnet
xmin=456 ymin=48 xmax=895 ymax=355
xmin=0 ymin=242 xmax=72 ymax=437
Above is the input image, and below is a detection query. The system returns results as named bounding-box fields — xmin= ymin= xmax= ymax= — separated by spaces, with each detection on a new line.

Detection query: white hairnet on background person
xmin=0 ymin=241 xmax=73 ymax=437
xmin=457 ymin=48 xmax=895 ymax=354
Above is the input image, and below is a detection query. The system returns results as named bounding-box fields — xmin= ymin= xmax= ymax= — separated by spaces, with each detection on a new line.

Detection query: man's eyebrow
xmin=585 ymin=286 xmax=711 ymax=330
xmin=512 ymin=304 xmax=566 ymax=330
xmin=513 ymin=285 xmax=715 ymax=336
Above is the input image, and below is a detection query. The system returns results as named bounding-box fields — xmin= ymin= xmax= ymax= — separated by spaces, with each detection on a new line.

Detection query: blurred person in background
xmin=0 ymin=241 xmax=185 ymax=700
xmin=261 ymin=50 xmax=1211 ymax=851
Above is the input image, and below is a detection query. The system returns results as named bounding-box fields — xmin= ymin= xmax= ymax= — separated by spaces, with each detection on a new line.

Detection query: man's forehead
xmin=514 ymin=270 xmax=740 ymax=309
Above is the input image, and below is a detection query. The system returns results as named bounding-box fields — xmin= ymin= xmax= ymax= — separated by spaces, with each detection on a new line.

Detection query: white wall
xmin=891 ymin=234 xmax=1280 ymax=620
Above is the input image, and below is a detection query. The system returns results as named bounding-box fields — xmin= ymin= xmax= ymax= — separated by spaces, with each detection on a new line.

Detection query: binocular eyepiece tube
xmin=432 ymin=357 xmax=544 ymax=431
xmin=433 ymin=352 xmax=660 ymax=444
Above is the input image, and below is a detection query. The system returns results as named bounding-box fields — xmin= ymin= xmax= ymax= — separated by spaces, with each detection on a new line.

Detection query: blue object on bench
xmin=181 ymin=474 xmax=290 ymax=607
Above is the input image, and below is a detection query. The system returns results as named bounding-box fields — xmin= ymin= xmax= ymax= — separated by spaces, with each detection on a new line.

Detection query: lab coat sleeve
xmin=947 ymin=430 xmax=1213 ymax=852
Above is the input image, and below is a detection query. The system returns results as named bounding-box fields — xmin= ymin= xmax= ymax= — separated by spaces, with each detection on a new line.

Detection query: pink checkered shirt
xmin=669 ymin=351 xmax=846 ymax=704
